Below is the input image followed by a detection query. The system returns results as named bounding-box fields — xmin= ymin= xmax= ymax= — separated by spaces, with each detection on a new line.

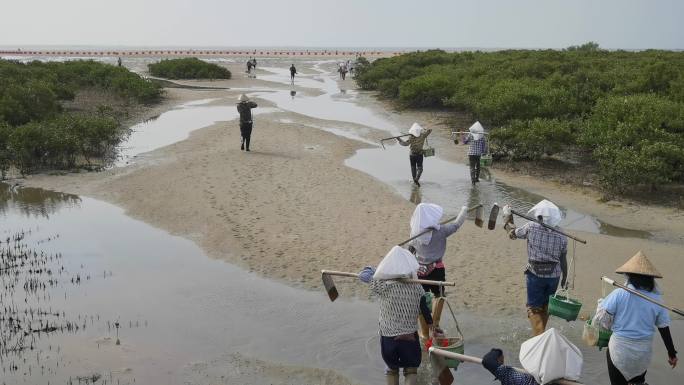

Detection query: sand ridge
xmin=19 ymin=62 xmax=684 ymax=319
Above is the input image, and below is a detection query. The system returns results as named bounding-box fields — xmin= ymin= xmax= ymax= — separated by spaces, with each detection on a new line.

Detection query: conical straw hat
xmin=615 ymin=250 xmax=662 ymax=278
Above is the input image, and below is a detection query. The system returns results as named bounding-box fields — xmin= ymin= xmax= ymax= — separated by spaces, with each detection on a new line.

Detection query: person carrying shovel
xmin=397 ymin=123 xmax=432 ymax=186
xmin=462 ymin=121 xmax=488 ymax=185
xmin=236 ymin=94 xmax=258 ymax=151
xmin=507 ymin=200 xmax=568 ymax=336
xmin=409 ymin=203 xmax=468 ymax=297
xmin=358 ymin=246 xmax=439 ymax=385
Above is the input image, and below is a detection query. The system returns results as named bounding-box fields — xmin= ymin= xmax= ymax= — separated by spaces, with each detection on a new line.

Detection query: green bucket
xmin=434 ymin=337 xmax=465 ymax=369
xmin=586 ymin=320 xmax=612 ymax=350
xmin=548 ymin=294 xmax=582 ymax=321
xmin=480 ymin=155 xmax=492 ymax=167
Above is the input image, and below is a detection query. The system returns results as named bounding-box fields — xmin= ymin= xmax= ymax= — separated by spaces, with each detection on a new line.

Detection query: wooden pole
xmin=398 ymin=204 xmax=483 ymax=246
xmin=321 ymin=270 xmax=455 ymax=286
xmin=602 ymin=276 xmax=684 ymax=317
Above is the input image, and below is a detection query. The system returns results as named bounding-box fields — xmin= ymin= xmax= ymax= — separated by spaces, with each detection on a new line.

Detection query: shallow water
xmin=116 ymin=99 xmax=278 ymax=166
xmin=1 ymin=183 xmax=680 ymax=385
xmin=3 ymin=58 xmax=681 ymax=384
xmin=237 ymin=62 xmax=659 ymax=241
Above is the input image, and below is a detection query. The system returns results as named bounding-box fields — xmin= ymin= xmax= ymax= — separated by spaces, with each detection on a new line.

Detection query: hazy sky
xmin=2 ymin=0 xmax=682 ymax=49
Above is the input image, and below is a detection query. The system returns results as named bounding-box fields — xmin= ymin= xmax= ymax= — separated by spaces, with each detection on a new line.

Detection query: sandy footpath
xmin=21 ymin=62 xmax=684 ymax=320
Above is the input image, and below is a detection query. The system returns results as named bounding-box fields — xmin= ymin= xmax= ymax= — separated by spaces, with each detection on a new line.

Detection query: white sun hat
xmin=373 ymin=245 xmax=420 ymax=280
xmin=410 ymin=203 xmax=444 ymax=245
xmin=237 ymin=94 xmax=249 ymax=102
xmin=468 ymin=121 xmax=485 ymax=140
xmin=527 ymin=199 xmax=563 ymax=227
xmin=408 ymin=122 xmax=424 ymax=137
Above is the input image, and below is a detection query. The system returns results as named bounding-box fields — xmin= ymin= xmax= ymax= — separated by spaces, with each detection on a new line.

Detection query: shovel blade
xmin=488 ymin=204 xmax=499 ymax=230
xmin=322 ymin=273 xmax=339 ymax=302
xmin=474 ymin=206 xmax=484 ymax=228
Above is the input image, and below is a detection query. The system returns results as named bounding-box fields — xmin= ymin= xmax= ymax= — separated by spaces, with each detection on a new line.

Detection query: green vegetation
xmin=355 ymin=46 xmax=684 ymax=193
xmin=0 ymin=59 xmax=162 ymax=176
xmin=148 ymin=58 xmax=231 ymax=80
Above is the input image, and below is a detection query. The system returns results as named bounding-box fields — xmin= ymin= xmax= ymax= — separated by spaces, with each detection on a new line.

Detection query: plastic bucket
xmin=586 ymin=320 xmax=612 ymax=350
xmin=480 ymin=154 xmax=492 ymax=167
xmin=548 ymin=294 xmax=582 ymax=321
xmin=434 ymin=337 xmax=465 ymax=369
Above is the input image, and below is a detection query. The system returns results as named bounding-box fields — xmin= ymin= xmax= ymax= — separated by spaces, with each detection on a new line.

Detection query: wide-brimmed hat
xmin=237 ymin=94 xmax=249 ymax=102
xmin=615 ymin=250 xmax=662 ymax=278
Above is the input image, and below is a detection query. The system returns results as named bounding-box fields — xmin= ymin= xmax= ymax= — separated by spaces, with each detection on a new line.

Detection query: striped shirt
xmin=513 ymin=222 xmax=567 ymax=278
xmin=464 ymin=134 xmax=488 ymax=156
xmin=370 ymin=280 xmax=430 ymax=337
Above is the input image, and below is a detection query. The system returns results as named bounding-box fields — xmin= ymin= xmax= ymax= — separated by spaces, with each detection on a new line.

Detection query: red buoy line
xmin=0 ymin=49 xmax=396 ymax=58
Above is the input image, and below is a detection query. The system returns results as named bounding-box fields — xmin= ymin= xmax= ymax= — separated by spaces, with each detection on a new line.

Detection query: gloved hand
xmin=508 ymin=228 xmax=517 ymax=240
xmin=482 ymin=348 xmax=504 ymax=377
xmin=358 ymin=266 xmax=376 ymax=283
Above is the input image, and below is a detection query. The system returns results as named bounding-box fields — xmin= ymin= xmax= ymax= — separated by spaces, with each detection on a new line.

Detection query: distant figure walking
xmin=236 ymin=94 xmax=258 ymax=151
xmin=338 ymin=63 xmax=348 ymax=80
xmin=290 ymin=64 xmax=297 ymax=82
xmin=246 ymin=60 xmax=254 ymax=75
xmin=397 ymin=123 xmax=432 ymax=186
xmin=251 ymin=58 xmax=257 ymax=69
xmin=463 ymin=121 xmax=488 ymax=185
xmin=117 ymin=57 xmax=122 ymax=67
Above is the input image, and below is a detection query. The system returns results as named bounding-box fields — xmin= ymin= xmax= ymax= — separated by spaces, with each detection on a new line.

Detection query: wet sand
xmin=16 ymin=59 xmax=684 ymax=383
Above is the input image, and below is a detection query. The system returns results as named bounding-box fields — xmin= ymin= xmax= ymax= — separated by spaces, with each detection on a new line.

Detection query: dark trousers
xmin=469 ymin=155 xmax=481 ymax=183
xmin=240 ymin=122 xmax=253 ymax=150
xmin=409 ymin=154 xmax=424 ymax=180
xmin=606 ymin=348 xmax=647 ymax=385
xmin=380 ymin=333 xmax=421 ymax=369
xmin=421 ymin=267 xmax=446 ymax=297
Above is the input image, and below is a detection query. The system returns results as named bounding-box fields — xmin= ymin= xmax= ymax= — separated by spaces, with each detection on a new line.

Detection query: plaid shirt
xmin=464 ymin=134 xmax=487 ymax=155
xmin=495 ymin=366 xmax=539 ymax=385
xmin=514 ymin=222 xmax=567 ymax=278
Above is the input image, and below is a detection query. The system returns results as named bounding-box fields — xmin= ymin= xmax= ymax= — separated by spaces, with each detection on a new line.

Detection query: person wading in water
xmin=596 ymin=251 xmax=677 ymax=385
xmin=358 ymin=246 xmax=438 ymax=385
xmin=507 ymin=199 xmax=568 ymax=336
xmin=463 ymin=121 xmax=488 ymax=185
xmin=236 ymin=94 xmax=257 ymax=151
xmin=397 ymin=123 xmax=432 ymax=186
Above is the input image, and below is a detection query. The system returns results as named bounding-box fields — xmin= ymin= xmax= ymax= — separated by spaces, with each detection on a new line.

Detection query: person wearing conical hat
xmin=507 ymin=200 xmax=568 ymax=336
xmin=463 ymin=121 xmax=488 ymax=185
xmin=236 ymin=94 xmax=258 ymax=151
xmin=396 ymin=123 xmax=432 ymax=186
xmin=598 ymin=251 xmax=677 ymax=385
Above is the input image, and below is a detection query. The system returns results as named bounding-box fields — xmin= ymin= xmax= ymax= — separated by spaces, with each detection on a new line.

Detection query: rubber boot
xmin=403 ymin=367 xmax=418 ymax=385
xmin=541 ymin=304 xmax=550 ymax=330
xmin=414 ymin=167 xmax=423 ymax=186
xmin=385 ymin=369 xmax=400 ymax=385
xmin=245 ymin=136 xmax=251 ymax=151
xmin=240 ymin=137 xmax=244 ymax=151
xmin=527 ymin=307 xmax=546 ymax=336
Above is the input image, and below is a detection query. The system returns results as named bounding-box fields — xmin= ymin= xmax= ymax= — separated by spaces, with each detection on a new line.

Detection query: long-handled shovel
xmin=510 ymin=209 xmax=587 ymax=244
xmin=321 ymin=270 xmax=456 ymax=302
xmin=428 ymin=348 xmax=585 ymax=385
xmin=602 ymin=276 xmax=684 ymax=317
xmin=487 ymin=203 xmax=499 ymax=230
xmin=397 ymin=204 xmax=484 ymax=247
xmin=380 ymin=133 xmax=411 ymax=149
